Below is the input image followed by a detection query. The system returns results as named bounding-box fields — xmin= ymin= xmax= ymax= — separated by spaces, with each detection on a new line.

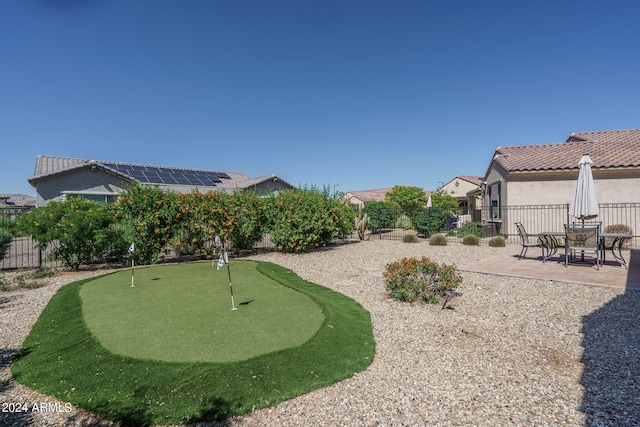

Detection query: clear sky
xmin=2 ymin=0 xmax=639 ymax=196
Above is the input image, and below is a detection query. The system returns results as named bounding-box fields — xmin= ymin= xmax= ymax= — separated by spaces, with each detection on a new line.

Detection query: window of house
xmin=64 ymin=193 xmax=118 ymax=203
xmin=488 ymin=182 xmax=501 ymax=218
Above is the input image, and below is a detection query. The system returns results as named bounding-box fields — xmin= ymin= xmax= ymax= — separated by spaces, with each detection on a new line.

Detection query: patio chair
xmin=515 ymin=222 xmax=544 ymax=260
xmin=564 ymin=224 xmax=602 ymax=270
xmin=441 ymin=212 xmax=458 ymax=232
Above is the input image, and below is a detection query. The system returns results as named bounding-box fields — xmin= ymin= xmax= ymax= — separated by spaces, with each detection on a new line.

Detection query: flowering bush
xmin=384 ymin=257 xmax=462 ymax=304
xmin=264 ymin=187 xmax=354 ymax=253
xmin=14 ymin=198 xmax=126 ymax=269
xmin=115 ymin=185 xmax=179 ymax=264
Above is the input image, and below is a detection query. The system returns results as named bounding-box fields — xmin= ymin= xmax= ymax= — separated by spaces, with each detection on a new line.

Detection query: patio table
xmin=601 ymin=233 xmax=633 ymax=269
xmin=538 ymin=231 xmax=633 ymax=269
xmin=538 ymin=231 xmax=563 ymax=262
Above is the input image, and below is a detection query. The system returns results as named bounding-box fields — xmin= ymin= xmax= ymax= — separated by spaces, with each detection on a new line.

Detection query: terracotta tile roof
xmin=0 ymin=194 xmax=36 ymax=207
xmin=491 ymin=129 xmax=640 ymax=173
xmin=349 ymin=188 xmax=394 ymax=203
xmin=455 ymin=176 xmax=483 ymax=186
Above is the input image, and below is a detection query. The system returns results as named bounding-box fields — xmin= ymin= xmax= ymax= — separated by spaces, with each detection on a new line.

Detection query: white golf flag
xmin=128 ymin=242 xmax=135 ymax=254
xmin=217 ymin=251 xmax=228 ymax=270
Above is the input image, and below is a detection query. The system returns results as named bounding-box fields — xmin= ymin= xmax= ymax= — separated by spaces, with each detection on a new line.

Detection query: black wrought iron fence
xmin=2 ymin=203 xmax=638 ymax=270
xmin=361 ymin=203 xmax=640 ymax=248
xmin=1 ymin=206 xmax=63 ymax=270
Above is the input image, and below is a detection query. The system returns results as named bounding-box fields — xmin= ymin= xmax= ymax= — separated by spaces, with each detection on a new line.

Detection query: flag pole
xmin=128 ymin=242 xmax=135 ymax=287
xmin=131 ymin=257 xmax=135 ymax=287
xmin=226 ymin=248 xmax=237 ymax=311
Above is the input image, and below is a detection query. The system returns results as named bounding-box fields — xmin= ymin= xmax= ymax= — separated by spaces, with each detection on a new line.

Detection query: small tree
xmin=14 ymin=198 xmax=124 ymax=270
xmin=423 ymin=190 xmax=461 ymax=232
xmin=115 ymin=185 xmax=179 ymax=264
xmin=384 ymin=185 xmax=428 ymax=213
xmin=264 ymin=188 xmax=354 ymax=253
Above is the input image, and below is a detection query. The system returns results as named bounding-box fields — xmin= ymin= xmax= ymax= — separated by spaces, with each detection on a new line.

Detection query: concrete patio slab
xmin=459 ymin=248 xmax=640 ymax=291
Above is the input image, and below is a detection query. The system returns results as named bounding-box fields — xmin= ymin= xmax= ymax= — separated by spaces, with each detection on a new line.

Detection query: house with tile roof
xmin=28 ymin=155 xmax=295 ymax=207
xmin=340 ymin=187 xmax=434 ymax=212
xmin=0 ymin=194 xmax=36 ymax=209
xmin=340 ymin=188 xmax=394 ymax=211
xmin=482 ymin=129 xmax=640 ymax=233
xmin=437 ymin=175 xmax=483 ymax=214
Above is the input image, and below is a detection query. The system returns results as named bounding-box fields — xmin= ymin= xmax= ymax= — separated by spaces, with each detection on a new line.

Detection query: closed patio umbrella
xmin=426 ymin=194 xmax=432 ymax=208
xmin=569 ymin=154 xmax=599 ymax=223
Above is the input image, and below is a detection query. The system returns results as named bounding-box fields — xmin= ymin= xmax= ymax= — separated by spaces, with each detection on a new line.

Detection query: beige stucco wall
xmin=441 ymin=178 xmax=479 ymax=200
xmin=507 ymin=171 xmax=640 ymax=206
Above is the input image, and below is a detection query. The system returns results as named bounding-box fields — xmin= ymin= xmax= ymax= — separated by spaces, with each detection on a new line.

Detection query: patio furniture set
xmin=515 ymin=222 xmax=633 ymax=270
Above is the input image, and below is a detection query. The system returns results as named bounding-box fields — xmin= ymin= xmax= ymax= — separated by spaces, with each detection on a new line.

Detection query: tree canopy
xmin=384 ymin=185 xmax=428 ymax=212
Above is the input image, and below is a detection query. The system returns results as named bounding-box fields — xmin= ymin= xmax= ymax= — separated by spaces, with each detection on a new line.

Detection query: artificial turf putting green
xmin=80 ymin=261 xmax=324 ymax=362
xmin=11 ymin=261 xmax=375 ymax=425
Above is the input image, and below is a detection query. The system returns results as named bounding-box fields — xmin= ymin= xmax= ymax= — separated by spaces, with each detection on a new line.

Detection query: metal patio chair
xmin=441 ymin=212 xmax=458 ymax=232
xmin=515 ymin=222 xmax=544 ymax=260
xmin=564 ymin=223 xmax=602 ymax=270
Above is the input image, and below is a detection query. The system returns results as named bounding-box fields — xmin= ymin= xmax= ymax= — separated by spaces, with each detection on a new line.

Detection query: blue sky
xmin=2 ymin=0 xmax=639 ymax=196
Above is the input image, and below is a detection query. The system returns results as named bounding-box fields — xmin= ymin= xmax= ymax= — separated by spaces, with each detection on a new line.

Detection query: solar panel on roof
xmin=128 ymin=172 xmax=148 ymax=181
xmin=100 ymin=162 xmax=230 ymax=186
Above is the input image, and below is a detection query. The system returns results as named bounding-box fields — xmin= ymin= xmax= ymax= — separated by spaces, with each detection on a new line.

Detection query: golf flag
xmin=217 ymin=251 xmax=228 ymax=270
xmin=128 ymin=242 xmax=135 ymax=287
xmin=216 ymin=248 xmax=237 ymax=310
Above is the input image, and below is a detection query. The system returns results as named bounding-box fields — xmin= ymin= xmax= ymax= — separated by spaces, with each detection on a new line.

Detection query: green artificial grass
xmin=80 ymin=261 xmax=324 ymax=362
xmin=11 ymin=261 xmax=375 ymax=425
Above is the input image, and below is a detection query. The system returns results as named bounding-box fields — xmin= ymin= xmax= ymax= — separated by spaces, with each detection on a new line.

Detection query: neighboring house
xmin=0 ymin=194 xmax=36 ymax=209
xmin=437 ymin=175 xmax=483 ymax=214
xmin=340 ymin=188 xmax=394 ymax=211
xmin=28 ymin=155 xmax=295 ymax=207
xmin=482 ymin=128 xmax=640 ymax=234
xmin=341 ymin=187 xmax=435 ymax=212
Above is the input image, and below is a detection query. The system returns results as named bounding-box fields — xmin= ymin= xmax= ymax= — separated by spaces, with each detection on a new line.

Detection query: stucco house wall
xmin=506 ymin=171 xmax=640 ymax=206
xmin=34 ymin=169 xmax=129 ymax=206
xmin=481 ymin=129 xmax=640 ymax=237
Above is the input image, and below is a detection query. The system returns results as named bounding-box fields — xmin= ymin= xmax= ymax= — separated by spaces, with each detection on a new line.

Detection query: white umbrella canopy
xmin=569 ymin=154 xmax=599 ymax=222
xmin=426 ymin=194 xmax=432 ymax=208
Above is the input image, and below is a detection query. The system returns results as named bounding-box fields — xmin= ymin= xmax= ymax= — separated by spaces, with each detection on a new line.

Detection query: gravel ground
xmin=1 ymin=240 xmax=639 ymax=427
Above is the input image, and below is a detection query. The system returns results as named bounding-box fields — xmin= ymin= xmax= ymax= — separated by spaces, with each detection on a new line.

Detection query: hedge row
xmin=14 ymin=186 xmax=355 ymax=269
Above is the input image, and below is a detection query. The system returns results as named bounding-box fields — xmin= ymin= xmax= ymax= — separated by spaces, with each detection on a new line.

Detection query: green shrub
xmin=14 ymin=198 xmax=125 ymax=270
xmin=402 ymin=233 xmax=419 ymax=243
xmin=456 ymin=221 xmax=485 ymax=238
xmin=0 ymin=217 xmax=14 ymax=232
xmin=115 ymin=185 xmax=179 ymax=265
xmin=462 ymin=234 xmax=479 ymax=245
xmin=488 ymin=236 xmax=506 ymax=247
xmin=429 ymin=233 xmax=448 ymax=246
xmin=0 ymin=226 xmax=12 ymax=262
xmin=362 ymin=201 xmax=394 ymax=230
xmin=384 ymin=256 xmax=463 ymax=304
xmin=0 ymin=275 xmax=11 ymax=291
xmin=411 ymin=208 xmax=442 ymax=236
xmin=264 ymin=187 xmax=355 ymax=253
xmin=394 ymin=214 xmax=412 ymax=230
